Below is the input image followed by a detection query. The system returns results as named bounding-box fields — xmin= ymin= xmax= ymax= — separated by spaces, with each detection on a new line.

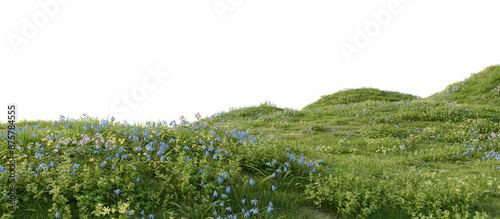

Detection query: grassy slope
xmin=428 ymin=65 xmax=500 ymax=106
xmin=0 ymin=65 xmax=499 ymax=219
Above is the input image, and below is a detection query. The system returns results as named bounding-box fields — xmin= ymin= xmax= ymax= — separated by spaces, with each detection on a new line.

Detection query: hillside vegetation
xmin=0 ymin=65 xmax=499 ymax=219
xmin=428 ymin=65 xmax=500 ymax=106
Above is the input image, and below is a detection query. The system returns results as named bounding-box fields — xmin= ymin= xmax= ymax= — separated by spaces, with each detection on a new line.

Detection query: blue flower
xmin=73 ymin=163 xmax=80 ymax=170
xmin=205 ymin=151 xmax=209 ymax=156
xmin=141 ymin=210 xmax=144 ymax=215
xmin=251 ymin=199 xmax=257 ymax=205
xmin=114 ymin=189 xmax=120 ymax=195
xmin=218 ymin=176 xmax=223 ymax=183
xmin=249 ymin=178 xmax=254 ymax=186
xmin=101 ymin=162 xmax=105 ymax=168
xmin=213 ymin=154 xmax=217 ymax=160
xmin=221 ymin=172 xmax=228 ymax=178
xmin=225 ymin=186 xmax=230 ymax=194
xmin=269 ymin=201 xmax=273 ymax=207
xmin=184 ymin=146 xmax=189 ymax=150
xmin=112 ymin=165 xmax=116 ymax=170
xmin=226 ymin=207 xmax=232 ymax=212
xmin=127 ymin=211 xmax=133 ymax=216
xmin=265 ymin=162 xmax=271 ymax=167
xmin=214 ymin=190 xmax=218 ymax=197
xmin=267 ymin=206 xmax=274 ymax=213
xmin=214 ymin=210 xmax=217 ymax=215
xmin=252 ymin=208 xmax=259 ymax=214
xmin=241 ymin=199 xmax=246 ymax=204
xmin=136 ymin=177 xmax=140 ymax=182
xmin=161 ymin=155 xmax=165 ymax=161
xmin=199 ymin=169 xmax=205 ymax=174
xmin=55 ymin=212 xmax=60 ymax=218
xmin=220 ymin=201 xmax=224 ymax=207
xmin=244 ymin=211 xmax=250 ymax=217
xmin=201 ymin=181 xmax=204 ymax=186
xmin=271 ymin=185 xmax=276 ymax=191
xmin=221 ymin=194 xmax=227 ymax=199
xmin=137 ymin=145 xmax=141 ymax=152
xmin=149 ymin=214 xmax=154 ymax=219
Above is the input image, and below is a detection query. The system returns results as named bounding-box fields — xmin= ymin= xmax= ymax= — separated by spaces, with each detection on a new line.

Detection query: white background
xmin=1 ymin=0 xmax=499 ymax=125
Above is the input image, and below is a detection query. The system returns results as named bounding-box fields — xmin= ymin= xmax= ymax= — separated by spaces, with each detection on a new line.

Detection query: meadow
xmin=1 ymin=64 xmax=499 ymax=218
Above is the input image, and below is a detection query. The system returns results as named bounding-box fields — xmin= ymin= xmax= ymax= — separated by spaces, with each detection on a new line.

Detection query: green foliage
xmin=305 ymin=169 xmax=492 ymax=218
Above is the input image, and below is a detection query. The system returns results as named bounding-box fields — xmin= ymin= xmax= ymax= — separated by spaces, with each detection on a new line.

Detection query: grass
xmin=0 ymin=64 xmax=499 ymax=219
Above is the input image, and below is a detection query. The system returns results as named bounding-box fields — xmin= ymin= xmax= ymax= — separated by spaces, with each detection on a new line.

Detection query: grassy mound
xmin=428 ymin=64 xmax=500 ymax=105
xmin=304 ymin=88 xmax=418 ymax=110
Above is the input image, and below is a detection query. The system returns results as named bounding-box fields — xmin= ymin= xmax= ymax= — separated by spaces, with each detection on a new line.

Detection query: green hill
xmin=428 ymin=64 xmax=500 ymax=105
xmin=304 ymin=87 xmax=418 ymax=110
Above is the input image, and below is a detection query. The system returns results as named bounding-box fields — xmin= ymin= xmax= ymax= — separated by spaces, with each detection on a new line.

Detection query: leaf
xmin=242 ymin=164 xmax=267 ymax=178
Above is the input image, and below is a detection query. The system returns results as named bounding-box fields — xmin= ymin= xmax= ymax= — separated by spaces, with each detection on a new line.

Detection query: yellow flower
xmin=122 ymin=202 xmax=130 ymax=208
xmin=97 ymin=203 xmax=104 ymax=208
xmin=118 ymin=205 xmax=127 ymax=214
xmin=102 ymin=206 xmax=111 ymax=215
xmin=112 ymin=208 xmax=116 ymax=213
